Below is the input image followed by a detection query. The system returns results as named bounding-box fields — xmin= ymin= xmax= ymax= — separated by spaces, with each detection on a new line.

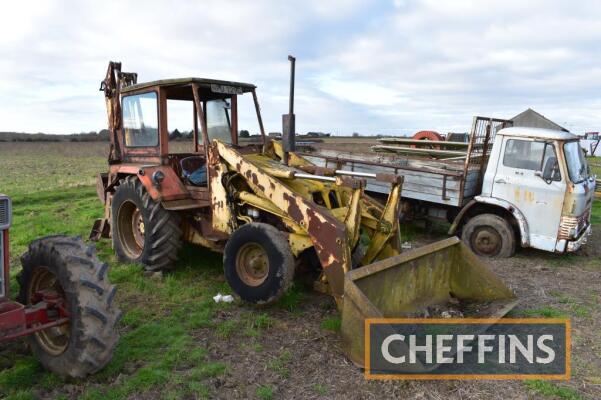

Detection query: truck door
xmin=491 ymin=138 xmax=565 ymax=251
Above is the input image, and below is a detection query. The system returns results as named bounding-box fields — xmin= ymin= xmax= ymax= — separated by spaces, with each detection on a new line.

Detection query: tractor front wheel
xmin=223 ymin=223 xmax=295 ymax=304
xmin=17 ymin=236 xmax=120 ymax=378
xmin=111 ymin=176 xmax=182 ymax=271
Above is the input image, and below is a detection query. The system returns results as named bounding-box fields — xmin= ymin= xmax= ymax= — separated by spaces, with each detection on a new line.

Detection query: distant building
xmin=447 ymin=132 xmax=469 ymax=142
xmin=510 ymin=108 xmax=569 ymax=132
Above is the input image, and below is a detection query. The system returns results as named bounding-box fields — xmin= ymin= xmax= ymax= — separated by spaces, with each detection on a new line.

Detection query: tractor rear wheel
xmin=461 ymin=214 xmax=516 ymax=258
xmin=17 ymin=236 xmax=120 ymax=378
xmin=223 ymin=223 xmax=295 ymax=304
xmin=111 ymin=176 xmax=182 ymax=271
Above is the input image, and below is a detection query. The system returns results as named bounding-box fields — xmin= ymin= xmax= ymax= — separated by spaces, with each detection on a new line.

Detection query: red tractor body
xmin=0 ymin=194 xmax=69 ymax=341
xmin=0 ymin=193 xmax=120 ymax=378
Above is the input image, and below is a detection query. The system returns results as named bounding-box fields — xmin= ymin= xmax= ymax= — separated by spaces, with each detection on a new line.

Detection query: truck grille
xmin=0 ymin=196 xmax=10 ymax=230
xmin=558 ymin=210 xmax=591 ymax=240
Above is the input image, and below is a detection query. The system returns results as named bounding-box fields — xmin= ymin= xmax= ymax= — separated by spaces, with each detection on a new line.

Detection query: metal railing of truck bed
xmin=460 ymin=116 xmax=513 ymax=202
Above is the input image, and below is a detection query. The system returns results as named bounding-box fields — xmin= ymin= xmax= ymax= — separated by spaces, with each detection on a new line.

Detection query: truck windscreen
xmin=563 ymin=141 xmax=589 ymax=183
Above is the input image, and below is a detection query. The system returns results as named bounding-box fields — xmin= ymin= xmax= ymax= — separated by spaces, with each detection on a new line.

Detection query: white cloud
xmin=0 ymin=0 xmax=599 ymax=134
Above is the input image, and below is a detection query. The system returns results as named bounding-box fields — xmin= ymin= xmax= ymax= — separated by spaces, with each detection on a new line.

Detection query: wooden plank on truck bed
xmin=372 ymin=145 xmax=467 ymax=158
xmin=336 ymin=163 xmax=464 ymax=190
xmin=377 ymin=138 xmax=473 ymax=148
xmin=304 ymin=150 xmax=466 ymax=173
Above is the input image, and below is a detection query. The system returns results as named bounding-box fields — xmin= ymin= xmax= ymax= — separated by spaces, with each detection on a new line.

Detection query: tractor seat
xmin=180 ymin=156 xmax=207 ymax=186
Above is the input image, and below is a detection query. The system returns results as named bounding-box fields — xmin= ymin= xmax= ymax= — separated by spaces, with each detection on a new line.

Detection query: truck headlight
xmin=568 ymin=227 xmax=577 ymax=239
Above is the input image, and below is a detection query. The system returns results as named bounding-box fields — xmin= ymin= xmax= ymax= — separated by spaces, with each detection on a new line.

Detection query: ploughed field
xmin=0 ymin=141 xmax=600 ymax=400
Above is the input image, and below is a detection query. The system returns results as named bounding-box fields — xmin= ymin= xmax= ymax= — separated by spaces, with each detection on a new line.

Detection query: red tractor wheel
xmin=18 ymin=236 xmax=120 ymax=377
xmin=411 ymin=130 xmax=443 ymax=149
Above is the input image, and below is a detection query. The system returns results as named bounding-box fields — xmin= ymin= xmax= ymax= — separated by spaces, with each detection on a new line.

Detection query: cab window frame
xmin=502 ymin=138 xmax=561 ymax=181
xmin=121 ymin=90 xmax=160 ymax=148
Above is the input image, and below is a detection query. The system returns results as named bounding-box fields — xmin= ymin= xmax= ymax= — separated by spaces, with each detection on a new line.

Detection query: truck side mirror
xmin=538 ymin=156 xmax=558 ymax=182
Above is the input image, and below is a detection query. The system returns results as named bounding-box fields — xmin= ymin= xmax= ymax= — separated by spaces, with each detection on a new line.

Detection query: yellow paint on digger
xmin=215 ymin=139 xmax=516 ymax=365
xmin=215 ymin=140 xmax=404 ymax=301
xmin=341 ymin=237 xmax=517 ymax=367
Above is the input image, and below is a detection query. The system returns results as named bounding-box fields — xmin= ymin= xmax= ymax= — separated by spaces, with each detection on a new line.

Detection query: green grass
xmin=0 ymin=184 xmax=232 ymax=398
xmin=524 ymin=380 xmax=584 ymax=400
xmin=256 ymin=385 xmax=275 ymax=400
xmin=267 ymin=350 xmax=292 ymax=378
xmin=312 ymin=383 xmax=328 ymax=395
xmin=520 ymin=306 xmax=568 ymax=318
xmin=591 ymin=200 xmax=601 ymax=226
xmin=321 ymin=315 xmax=341 ymax=332
xmin=4 ymin=391 xmax=36 ymax=400
xmin=588 ymin=157 xmax=601 ymax=176
xmin=0 ymin=358 xmax=41 ymax=392
xmin=0 ymin=143 xmax=246 ymax=399
xmin=549 ymin=292 xmax=592 ymax=318
xmin=275 ymin=284 xmax=303 ymax=312
xmin=244 ymin=312 xmax=273 ymax=337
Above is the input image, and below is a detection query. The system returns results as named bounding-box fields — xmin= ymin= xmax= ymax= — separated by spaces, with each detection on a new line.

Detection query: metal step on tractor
xmin=0 ymin=194 xmax=120 ymax=377
xmin=90 ymin=58 xmax=517 ymax=366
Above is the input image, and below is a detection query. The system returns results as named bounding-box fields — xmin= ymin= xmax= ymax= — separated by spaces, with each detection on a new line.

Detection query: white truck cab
xmin=480 ymin=127 xmax=594 ymax=253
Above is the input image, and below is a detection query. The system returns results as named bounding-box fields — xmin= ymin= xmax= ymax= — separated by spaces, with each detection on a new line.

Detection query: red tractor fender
xmin=91 ymin=165 xmax=190 ymax=241
xmin=107 ymin=165 xmax=189 ymax=202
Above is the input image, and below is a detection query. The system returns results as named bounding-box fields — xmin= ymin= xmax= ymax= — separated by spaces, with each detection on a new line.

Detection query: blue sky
xmin=1 ymin=0 xmax=600 ymax=135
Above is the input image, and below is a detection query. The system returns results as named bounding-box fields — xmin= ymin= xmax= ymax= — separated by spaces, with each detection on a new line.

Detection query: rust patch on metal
xmin=282 ymin=192 xmax=304 ymax=222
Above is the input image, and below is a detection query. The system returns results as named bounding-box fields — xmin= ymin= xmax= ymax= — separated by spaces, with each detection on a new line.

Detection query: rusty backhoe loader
xmin=91 ymin=59 xmax=516 ymax=366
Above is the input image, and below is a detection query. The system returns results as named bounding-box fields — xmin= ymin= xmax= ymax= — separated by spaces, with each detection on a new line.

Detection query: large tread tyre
xmin=461 ymin=213 xmax=516 ymax=258
xmin=111 ymin=176 xmax=182 ymax=271
xmin=17 ymin=236 xmax=121 ymax=378
xmin=411 ymin=130 xmax=444 ymax=149
xmin=223 ymin=223 xmax=295 ymax=305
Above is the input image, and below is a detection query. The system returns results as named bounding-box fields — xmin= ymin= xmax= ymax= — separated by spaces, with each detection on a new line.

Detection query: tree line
xmin=0 ymin=130 xmax=111 ymax=142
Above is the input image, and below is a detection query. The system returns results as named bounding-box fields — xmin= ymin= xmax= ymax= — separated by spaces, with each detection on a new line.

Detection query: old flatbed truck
xmin=304 ymin=117 xmax=595 ymax=257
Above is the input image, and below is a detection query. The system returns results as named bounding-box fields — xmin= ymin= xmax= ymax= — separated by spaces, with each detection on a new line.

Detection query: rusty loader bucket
xmin=341 ymin=237 xmax=518 ymax=367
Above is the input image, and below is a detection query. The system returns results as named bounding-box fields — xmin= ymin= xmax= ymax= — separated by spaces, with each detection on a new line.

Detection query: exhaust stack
xmin=282 ymin=55 xmax=296 ymax=165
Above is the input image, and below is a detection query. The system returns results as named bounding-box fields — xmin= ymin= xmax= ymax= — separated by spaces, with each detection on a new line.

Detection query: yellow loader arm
xmin=213 ymin=140 xmax=402 ymax=301
xmin=212 ymin=140 xmax=516 ymax=368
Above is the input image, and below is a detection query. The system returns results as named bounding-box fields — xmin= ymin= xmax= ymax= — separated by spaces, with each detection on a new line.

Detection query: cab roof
xmin=497 ymin=126 xmax=578 ymax=141
xmin=121 ymin=77 xmax=256 ymax=94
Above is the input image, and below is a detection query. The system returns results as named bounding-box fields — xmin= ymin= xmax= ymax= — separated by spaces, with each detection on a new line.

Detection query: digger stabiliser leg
xmin=361 ymin=178 xmax=402 ymax=265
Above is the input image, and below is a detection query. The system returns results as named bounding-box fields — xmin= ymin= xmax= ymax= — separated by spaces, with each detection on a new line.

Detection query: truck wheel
xmin=223 ymin=223 xmax=295 ymax=304
xmin=17 ymin=236 xmax=120 ymax=378
xmin=461 ymin=214 xmax=516 ymax=258
xmin=111 ymin=176 xmax=182 ymax=271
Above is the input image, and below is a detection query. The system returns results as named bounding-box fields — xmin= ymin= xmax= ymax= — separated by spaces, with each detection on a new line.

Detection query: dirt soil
xmin=207 ymin=229 xmax=599 ymax=400
xmin=10 ymin=228 xmax=600 ymax=399
xmin=135 ymin=228 xmax=599 ymax=399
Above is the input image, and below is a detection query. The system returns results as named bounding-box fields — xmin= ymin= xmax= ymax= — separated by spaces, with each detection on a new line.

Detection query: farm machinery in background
xmin=374 ymin=130 xmax=471 ymax=159
xmin=0 ymin=194 xmax=120 ymax=377
xmin=90 ymin=59 xmax=517 ymax=365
